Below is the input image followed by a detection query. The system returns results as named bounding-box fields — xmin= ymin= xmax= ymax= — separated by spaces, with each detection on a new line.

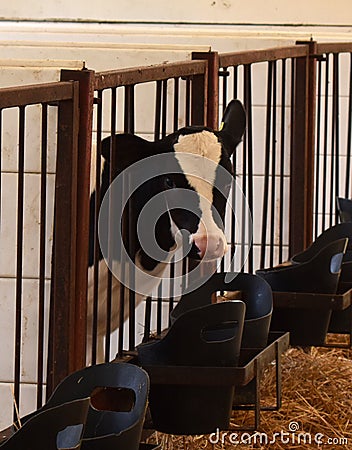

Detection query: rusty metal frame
xmin=61 ymin=41 xmax=352 ymax=368
xmin=94 ymin=60 xmax=207 ymax=90
xmin=0 ymin=80 xmax=80 ymax=410
xmin=41 ymin=39 xmax=352 ymax=388
xmin=77 ymin=58 xmax=210 ymax=365
xmin=47 ymin=80 xmax=81 ymax=394
xmin=216 ymin=43 xmax=318 ymax=259
xmin=60 ymin=69 xmax=96 ymax=372
xmin=289 ymin=41 xmax=317 ymax=255
xmin=3 ymin=40 xmax=352 ymax=433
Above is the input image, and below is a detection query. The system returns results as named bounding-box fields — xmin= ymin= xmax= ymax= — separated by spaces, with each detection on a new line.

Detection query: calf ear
xmin=218 ymin=100 xmax=246 ymax=156
xmin=101 ymin=133 xmax=155 ymax=172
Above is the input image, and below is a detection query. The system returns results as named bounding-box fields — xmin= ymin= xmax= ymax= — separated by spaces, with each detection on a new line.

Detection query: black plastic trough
xmin=45 ymin=362 xmax=149 ymax=450
xmin=288 ymin=223 xmax=352 ymax=338
xmin=256 ymin=238 xmax=348 ymax=346
xmin=0 ymin=398 xmax=90 ymax=450
xmin=337 ymin=197 xmax=352 ymax=223
xmin=270 ymin=289 xmax=352 ymax=346
xmin=257 ymin=238 xmax=347 ymax=294
xmin=137 ymin=272 xmax=274 ymax=434
xmin=141 ymin=331 xmax=289 ymax=433
xmin=171 ymin=272 xmax=273 ymax=349
xmin=138 ymin=301 xmax=246 ymax=435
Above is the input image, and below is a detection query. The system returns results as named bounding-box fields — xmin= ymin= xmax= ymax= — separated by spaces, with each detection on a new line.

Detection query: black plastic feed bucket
xmin=257 ymin=239 xmax=347 ymax=346
xmin=291 ymin=223 xmax=352 ymax=264
xmin=45 ymin=363 xmax=149 ymax=450
xmin=337 ymin=197 xmax=352 ymax=223
xmin=138 ymin=301 xmax=245 ymax=435
xmin=329 ymin=261 xmax=352 ymax=333
xmin=290 ymin=224 xmax=352 ymax=335
xmin=171 ymin=272 xmax=273 ymax=349
xmin=257 ymin=239 xmax=347 ymax=294
xmin=0 ymin=398 xmax=90 ymax=450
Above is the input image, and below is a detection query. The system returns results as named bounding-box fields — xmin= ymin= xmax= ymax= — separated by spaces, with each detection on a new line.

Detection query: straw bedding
xmin=147 ymin=338 xmax=352 ymax=449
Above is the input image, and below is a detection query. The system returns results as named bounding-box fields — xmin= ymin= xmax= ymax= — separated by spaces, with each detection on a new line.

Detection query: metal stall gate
xmin=86 ymin=60 xmax=209 ymax=367
xmin=313 ymin=43 xmax=352 ymax=238
xmin=0 ymin=80 xmax=80 ymax=427
xmin=216 ymin=43 xmax=316 ymax=272
xmin=2 ymin=41 xmax=352 ymax=429
xmin=54 ymin=42 xmax=352 ymax=374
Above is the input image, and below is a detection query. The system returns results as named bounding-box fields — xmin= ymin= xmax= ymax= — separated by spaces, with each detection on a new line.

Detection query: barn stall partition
xmin=0 ymin=80 xmax=80 ymax=428
xmin=2 ymin=40 xmax=352 ymax=433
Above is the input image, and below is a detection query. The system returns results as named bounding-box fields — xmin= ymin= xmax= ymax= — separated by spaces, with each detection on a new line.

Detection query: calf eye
xmin=164 ymin=177 xmax=176 ymax=189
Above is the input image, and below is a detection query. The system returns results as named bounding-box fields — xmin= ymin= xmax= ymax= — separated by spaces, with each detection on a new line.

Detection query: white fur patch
xmin=174 ymin=130 xmax=224 ymax=240
xmin=174 ymin=131 xmax=221 ymax=203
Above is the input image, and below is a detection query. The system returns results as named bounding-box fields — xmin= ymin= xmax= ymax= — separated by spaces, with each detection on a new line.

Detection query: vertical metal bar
xmin=118 ymin=171 xmax=127 ymax=357
xmin=185 ymin=78 xmax=191 ymax=127
xmin=220 ymin=70 xmax=228 ymax=270
xmin=190 ymin=73 xmax=206 ymax=127
xmin=124 ymin=85 xmax=135 ymax=134
xmin=231 ymin=66 xmax=239 ymax=268
xmin=192 ymin=51 xmax=219 ymax=129
xmin=60 ymin=69 xmax=95 ymax=369
xmin=278 ymin=59 xmax=286 ymax=263
xmin=106 ymin=87 xmax=117 ymax=362
xmin=37 ymin=103 xmax=48 ymax=409
xmin=92 ymin=90 xmax=103 ymax=365
xmin=333 ymin=53 xmax=340 ymax=224
xmin=128 ymin=172 xmax=136 ymax=351
xmin=289 ymin=41 xmax=317 ymax=256
xmin=221 ymin=67 xmax=228 ymax=273
xmin=156 ymin=283 xmax=162 ymax=335
xmin=345 ymin=53 xmax=352 ymax=198
xmin=143 ymin=297 xmax=152 ymax=343
xmin=14 ymin=105 xmax=25 ymax=419
xmin=173 ymin=78 xmax=179 ymax=132
xmin=269 ymin=61 xmax=277 ymax=267
xmin=47 ymin=81 xmax=80 ymax=394
xmin=233 ymin=66 xmax=238 ymax=99
xmin=161 ymin=79 xmax=168 ymax=138
xmin=222 ymin=67 xmax=228 ymax=116
xmin=322 ymin=55 xmax=330 ymax=231
xmin=154 ymin=80 xmax=162 ymax=140
xmin=244 ymin=64 xmax=254 ymax=273
xmin=314 ymin=60 xmax=322 ymax=239
xmin=241 ymin=134 xmax=247 ymax=272
xmin=329 ymin=56 xmax=336 ymax=227
xmin=306 ymin=41 xmax=318 ymax=241
xmin=123 ymin=86 xmax=136 ymax=352
xmin=260 ymin=61 xmax=273 ymax=268
xmin=168 ymin=259 xmax=175 ymax=321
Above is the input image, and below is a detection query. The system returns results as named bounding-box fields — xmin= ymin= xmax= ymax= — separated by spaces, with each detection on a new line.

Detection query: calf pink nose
xmin=193 ymin=234 xmax=227 ymax=259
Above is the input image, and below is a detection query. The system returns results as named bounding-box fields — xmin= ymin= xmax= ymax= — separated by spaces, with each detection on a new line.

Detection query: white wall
xmin=2 ymin=0 xmax=352 ymax=25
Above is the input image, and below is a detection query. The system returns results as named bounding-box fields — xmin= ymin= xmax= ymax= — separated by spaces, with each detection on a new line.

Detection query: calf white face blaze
xmin=174 ymin=130 xmax=228 ymax=260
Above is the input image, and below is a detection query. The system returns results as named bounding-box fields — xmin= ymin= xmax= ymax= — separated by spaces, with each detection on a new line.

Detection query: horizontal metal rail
xmin=94 ymin=59 xmax=207 ymax=90
xmin=219 ymin=45 xmax=309 ymax=68
xmin=0 ymin=81 xmax=77 ymax=108
xmin=316 ymin=42 xmax=352 ymax=55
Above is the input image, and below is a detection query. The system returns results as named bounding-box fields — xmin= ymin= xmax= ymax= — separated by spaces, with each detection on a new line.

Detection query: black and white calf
xmin=88 ymin=100 xmax=246 ymax=362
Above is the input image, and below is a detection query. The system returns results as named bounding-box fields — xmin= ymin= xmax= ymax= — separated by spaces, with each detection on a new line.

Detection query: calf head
xmin=100 ymin=100 xmax=246 ymax=273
